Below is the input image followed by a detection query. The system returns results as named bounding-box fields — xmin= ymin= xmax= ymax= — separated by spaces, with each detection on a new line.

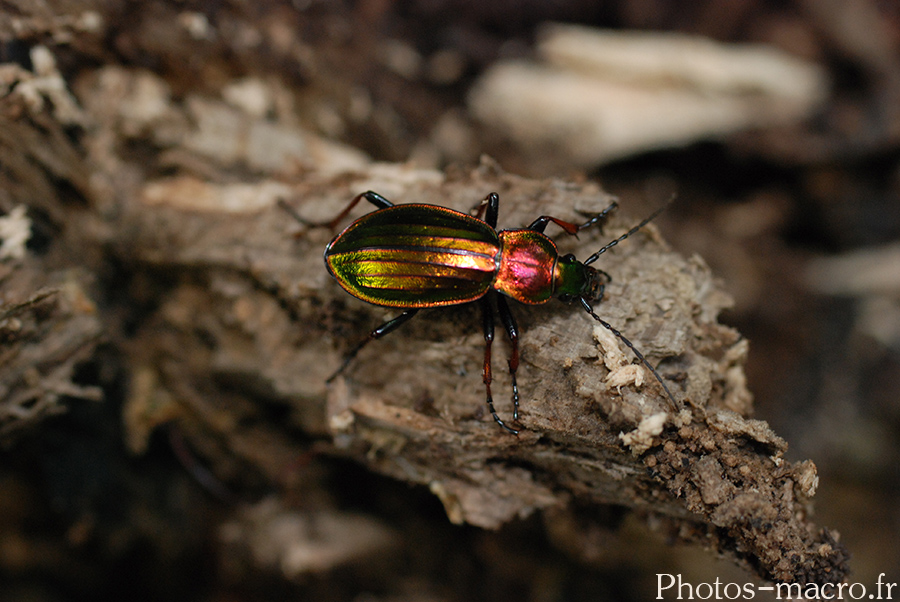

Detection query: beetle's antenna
xmin=583 ymin=196 xmax=675 ymax=266
xmin=579 ymin=297 xmax=679 ymax=411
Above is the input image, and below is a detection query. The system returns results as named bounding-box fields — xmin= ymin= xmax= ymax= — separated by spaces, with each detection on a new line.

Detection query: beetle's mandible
xmin=283 ymin=190 xmax=678 ymax=434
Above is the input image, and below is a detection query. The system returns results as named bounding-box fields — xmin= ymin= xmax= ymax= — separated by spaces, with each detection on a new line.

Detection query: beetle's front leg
xmin=583 ymin=195 xmax=676 ymax=265
xmin=327 ymin=308 xmax=419 ymax=383
xmin=526 ymin=201 xmax=619 ymax=235
xmin=480 ymin=295 xmax=518 ymax=434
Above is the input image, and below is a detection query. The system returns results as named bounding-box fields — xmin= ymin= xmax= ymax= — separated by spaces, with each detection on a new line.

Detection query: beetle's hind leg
xmin=480 ymin=295 xmax=519 ymax=434
xmin=327 ymin=308 xmax=419 ymax=383
xmin=279 ymin=190 xmax=395 ymax=231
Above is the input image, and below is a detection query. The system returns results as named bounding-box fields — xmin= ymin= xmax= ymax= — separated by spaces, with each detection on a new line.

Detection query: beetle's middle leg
xmin=327 ymin=308 xmax=419 ymax=383
xmin=471 ymin=192 xmax=500 ymax=228
xmin=480 ymin=295 xmax=518 ymax=434
xmin=495 ymin=294 xmax=520 ymax=421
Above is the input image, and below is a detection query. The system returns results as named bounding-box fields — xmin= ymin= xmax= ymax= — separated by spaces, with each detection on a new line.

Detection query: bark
xmin=117 ymin=158 xmax=848 ymax=584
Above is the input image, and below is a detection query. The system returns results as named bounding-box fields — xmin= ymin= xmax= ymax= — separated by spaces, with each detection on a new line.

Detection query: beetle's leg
xmin=595 ymin=268 xmax=612 ymax=300
xmin=279 ymin=190 xmax=395 ymax=231
xmin=326 ymin=308 xmax=418 ymax=383
xmin=578 ymin=297 xmax=679 ymax=412
xmin=320 ymin=190 xmax=395 ymax=230
xmin=471 ymin=192 xmax=500 ymax=228
xmin=583 ymin=195 xmax=675 ymax=265
xmin=527 ymin=201 xmax=619 ymax=235
xmin=168 ymin=426 xmax=239 ymax=505
xmin=495 ymin=294 xmax=521 ymax=421
xmin=480 ymin=295 xmax=518 ymax=434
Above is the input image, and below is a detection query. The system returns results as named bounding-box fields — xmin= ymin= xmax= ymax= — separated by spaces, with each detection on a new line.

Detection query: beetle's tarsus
xmin=495 ymin=294 xmax=520 ymax=424
xmin=277 ymin=199 xmax=317 ymax=228
xmin=325 ymin=363 xmax=347 ymax=383
xmin=278 ymin=191 xmax=396 ymax=232
xmin=584 ymin=195 xmax=675 ymax=266
xmin=327 ymin=308 xmax=419 ymax=383
xmin=527 ymin=200 xmax=618 ymax=235
xmin=487 ymin=391 xmax=520 ymax=435
xmin=510 ymin=368 xmax=520 ymax=421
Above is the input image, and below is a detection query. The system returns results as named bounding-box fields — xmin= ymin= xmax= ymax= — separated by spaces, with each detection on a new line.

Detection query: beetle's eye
xmin=560 ymin=253 xmax=576 ymax=264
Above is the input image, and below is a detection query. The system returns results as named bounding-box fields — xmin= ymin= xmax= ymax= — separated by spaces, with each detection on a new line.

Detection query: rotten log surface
xmin=118 ymin=160 xmax=848 ymax=584
xmin=0 ymin=90 xmax=103 ymax=445
xmin=0 ymin=268 xmax=102 ymax=444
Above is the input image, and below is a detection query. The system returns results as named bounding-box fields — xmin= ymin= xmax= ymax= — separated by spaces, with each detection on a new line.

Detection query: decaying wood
xmin=0 ymin=17 xmax=849 ymax=583
xmin=0 ymin=87 xmax=103 ymax=445
xmin=0 ymin=268 xmax=102 ymax=444
xmin=117 ymin=159 xmax=848 ymax=584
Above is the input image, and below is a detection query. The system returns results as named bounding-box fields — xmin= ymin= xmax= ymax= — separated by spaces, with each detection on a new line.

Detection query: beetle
xmin=283 ymin=190 xmax=678 ymax=434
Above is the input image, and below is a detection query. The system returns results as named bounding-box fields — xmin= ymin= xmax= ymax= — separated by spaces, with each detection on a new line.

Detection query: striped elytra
xmin=325 ymin=204 xmax=502 ymax=307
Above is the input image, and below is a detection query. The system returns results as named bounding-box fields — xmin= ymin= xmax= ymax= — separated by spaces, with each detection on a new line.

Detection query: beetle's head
xmin=555 ymin=254 xmax=610 ymax=304
xmin=582 ymin=265 xmax=610 ymax=302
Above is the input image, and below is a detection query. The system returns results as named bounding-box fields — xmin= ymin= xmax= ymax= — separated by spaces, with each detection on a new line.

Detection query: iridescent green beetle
xmin=287 ymin=190 xmax=677 ymax=434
